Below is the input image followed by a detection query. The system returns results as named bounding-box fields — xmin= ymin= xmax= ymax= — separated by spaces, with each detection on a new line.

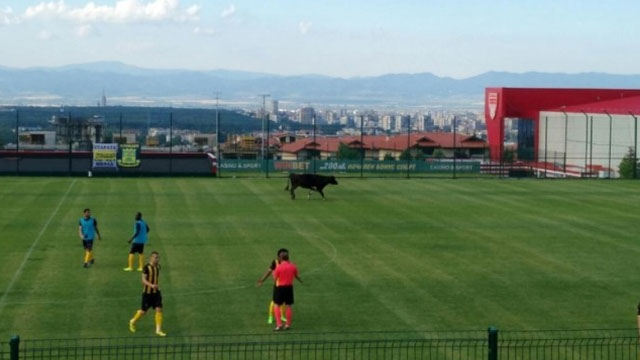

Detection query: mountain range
xmin=2 ymin=61 xmax=640 ymax=107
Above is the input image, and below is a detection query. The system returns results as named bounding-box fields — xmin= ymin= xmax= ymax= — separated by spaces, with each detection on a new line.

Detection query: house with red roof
xmin=280 ymin=132 xmax=487 ymax=160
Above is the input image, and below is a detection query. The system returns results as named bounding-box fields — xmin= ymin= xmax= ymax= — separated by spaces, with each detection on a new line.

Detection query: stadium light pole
xmin=632 ymin=111 xmax=638 ymax=178
xmin=561 ymin=109 xmax=568 ymax=173
xmin=581 ymin=110 xmax=589 ymax=175
xmin=603 ymin=109 xmax=612 ymax=179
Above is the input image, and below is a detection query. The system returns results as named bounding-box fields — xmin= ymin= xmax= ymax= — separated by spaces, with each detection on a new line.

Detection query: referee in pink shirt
xmin=272 ymin=249 xmax=303 ymax=331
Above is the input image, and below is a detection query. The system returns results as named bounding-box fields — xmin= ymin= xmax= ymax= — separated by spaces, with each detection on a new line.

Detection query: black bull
xmin=284 ymin=174 xmax=338 ymax=200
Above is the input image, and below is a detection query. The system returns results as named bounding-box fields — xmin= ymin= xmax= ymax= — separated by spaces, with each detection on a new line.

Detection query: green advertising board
xmin=218 ymin=159 xmax=481 ymax=173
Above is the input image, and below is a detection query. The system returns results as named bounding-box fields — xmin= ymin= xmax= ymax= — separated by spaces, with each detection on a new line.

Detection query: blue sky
xmin=0 ymin=0 xmax=638 ymax=78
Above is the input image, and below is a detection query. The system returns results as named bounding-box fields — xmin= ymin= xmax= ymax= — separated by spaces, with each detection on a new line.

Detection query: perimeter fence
xmin=2 ymin=328 xmax=640 ymax=360
xmin=1 ymin=107 xmax=639 ymax=179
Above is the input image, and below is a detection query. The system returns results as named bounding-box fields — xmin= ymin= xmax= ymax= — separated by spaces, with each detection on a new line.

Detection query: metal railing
xmin=2 ymin=328 xmax=640 ymax=360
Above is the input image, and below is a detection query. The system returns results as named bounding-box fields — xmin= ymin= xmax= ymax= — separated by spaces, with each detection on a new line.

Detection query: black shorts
xmin=273 ymin=286 xmax=294 ymax=305
xmin=141 ymin=291 xmax=162 ymax=311
xmin=130 ymin=243 xmax=145 ymax=254
xmin=82 ymin=240 xmax=94 ymax=250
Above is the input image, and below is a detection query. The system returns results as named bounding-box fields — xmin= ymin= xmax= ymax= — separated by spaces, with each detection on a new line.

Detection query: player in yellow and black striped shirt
xmin=128 ymin=251 xmax=166 ymax=336
xmin=256 ymin=248 xmax=288 ymax=324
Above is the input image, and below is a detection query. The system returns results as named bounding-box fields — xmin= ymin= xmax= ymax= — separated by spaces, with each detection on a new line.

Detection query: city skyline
xmin=0 ymin=0 xmax=639 ymax=78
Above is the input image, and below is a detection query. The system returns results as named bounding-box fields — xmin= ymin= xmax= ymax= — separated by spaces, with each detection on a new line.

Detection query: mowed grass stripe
xmin=0 ymin=179 xmax=77 ymax=317
xmin=0 ymin=178 xmax=639 ymax=339
xmin=332 ymin=180 xmax=527 ymax=330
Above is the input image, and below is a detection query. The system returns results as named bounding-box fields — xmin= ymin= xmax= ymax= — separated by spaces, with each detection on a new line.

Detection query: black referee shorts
xmin=141 ymin=291 xmax=163 ymax=312
xmin=273 ymin=286 xmax=294 ymax=305
xmin=82 ymin=240 xmax=94 ymax=251
xmin=130 ymin=243 xmax=145 ymax=254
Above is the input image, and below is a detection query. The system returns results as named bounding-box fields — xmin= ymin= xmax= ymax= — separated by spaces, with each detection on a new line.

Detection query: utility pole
xmin=259 ymin=94 xmax=270 ymax=161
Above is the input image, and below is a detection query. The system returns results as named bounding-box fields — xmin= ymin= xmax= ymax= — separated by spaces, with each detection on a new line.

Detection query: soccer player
xmin=78 ymin=208 xmax=101 ymax=268
xmin=124 ymin=212 xmax=150 ymax=272
xmin=271 ymin=249 xmax=303 ymax=331
xmin=128 ymin=251 xmax=166 ymax=337
xmin=256 ymin=249 xmax=288 ymax=324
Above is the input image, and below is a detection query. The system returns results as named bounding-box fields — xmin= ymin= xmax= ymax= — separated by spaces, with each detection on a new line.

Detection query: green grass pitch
xmin=0 ymin=177 xmax=639 ymax=340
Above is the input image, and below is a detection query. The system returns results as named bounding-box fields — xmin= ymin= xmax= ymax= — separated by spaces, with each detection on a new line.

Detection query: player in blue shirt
xmin=78 ymin=208 xmax=101 ymax=268
xmin=124 ymin=212 xmax=150 ymax=272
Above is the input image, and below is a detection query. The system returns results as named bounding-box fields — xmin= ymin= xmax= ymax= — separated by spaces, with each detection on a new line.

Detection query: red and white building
xmin=485 ymin=88 xmax=640 ymax=177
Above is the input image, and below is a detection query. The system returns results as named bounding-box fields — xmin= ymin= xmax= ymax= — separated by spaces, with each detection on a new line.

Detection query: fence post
xmin=68 ymin=112 xmax=73 ymax=176
xmin=312 ymin=115 xmax=317 ymax=175
xmin=453 ymin=116 xmax=457 ymax=179
xmin=406 ymin=116 xmax=411 ymax=179
xmin=360 ymin=116 xmax=364 ymax=179
xmin=266 ymin=113 xmax=270 ymax=178
xmin=544 ymin=116 xmax=548 ymax=178
xmin=487 ymin=326 xmax=498 ymax=360
xmin=9 ymin=335 xmax=19 ymax=360
xmin=169 ymin=112 xmax=173 ymax=176
xmin=15 ymin=110 xmax=19 ymax=175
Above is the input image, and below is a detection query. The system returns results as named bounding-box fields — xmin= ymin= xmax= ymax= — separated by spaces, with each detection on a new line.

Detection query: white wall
xmin=539 ymin=111 xmax=639 ymax=175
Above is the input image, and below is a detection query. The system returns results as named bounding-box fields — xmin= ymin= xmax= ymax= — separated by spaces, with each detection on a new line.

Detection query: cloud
xmin=193 ymin=26 xmax=215 ymax=36
xmin=0 ymin=6 xmax=19 ymax=26
xmin=299 ymin=21 xmax=312 ymax=35
xmin=75 ymin=24 xmax=93 ymax=37
xmin=37 ymin=29 xmax=55 ymax=40
xmin=25 ymin=1 xmax=66 ymax=19
xmin=22 ymin=0 xmax=200 ymax=24
xmin=220 ymin=4 xmax=235 ymax=18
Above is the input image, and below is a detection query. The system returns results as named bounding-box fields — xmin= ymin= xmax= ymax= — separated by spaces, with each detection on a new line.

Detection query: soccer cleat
xmin=284 ymin=325 xmax=290 ymax=331
xmin=83 ymin=263 xmax=89 ymax=268
xmin=123 ymin=267 xmax=134 ymax=271
xmin=129 ymin=320 xmax=136 ymax=333
xmin=155 ymin=330 xmax=167 ymax=337
xmin=90 ymin=259 xmax=95 ymax=265
xmin=273 ymin=326 xmax=283 ymax=332
xmin=267 ymin=316 xmax=274 ymax=324
xmin=281 ymin=316 xmax=287 ymax=323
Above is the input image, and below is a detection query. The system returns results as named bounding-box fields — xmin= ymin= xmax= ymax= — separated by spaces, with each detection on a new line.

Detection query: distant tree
xmin=619 ymin=147 xmax=638 ymax=179
xmin=414 ymin=151 xmax=425 ymax=161
xmin=383 ymin=153 xmax=395 ymax=161
xmin=336 ymin=143 xmax=360 ymax=160
xmin=433 ymin=149 xmax=445 ymax=159
xmin=502 ymin=148 xmax=515 ymax=163
xmin=399 ymin=149 xmax=412 ymax=161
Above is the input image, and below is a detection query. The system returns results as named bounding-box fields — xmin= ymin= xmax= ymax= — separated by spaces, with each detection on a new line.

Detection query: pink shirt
xmin=273 ymin=261 xmax=298 ymax=286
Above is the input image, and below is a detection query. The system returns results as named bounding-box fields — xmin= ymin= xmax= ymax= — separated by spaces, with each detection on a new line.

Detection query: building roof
xmin=547 ymin=95 xmax=640 ymax=115
xmin=280 ymin=132 xmax=487 ymax=154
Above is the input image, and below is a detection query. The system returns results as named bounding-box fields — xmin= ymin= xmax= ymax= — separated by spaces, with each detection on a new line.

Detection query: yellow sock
xmin=88 ymin=251 xmax=93 ymax=262
xmin=269 ymin=301 xmax=274 ymax=318
xmin=155 ymin=312 xmax=163 ymax=331
xmin=84 ymin=251 xmax=90 ymax=263
xmin=131 ymin=310 xmax=144 ymax=323
xmin=127 ymin=254 xmax=134 ymax=268
xmin=138 ymin=254 xmax=144 ymax=269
